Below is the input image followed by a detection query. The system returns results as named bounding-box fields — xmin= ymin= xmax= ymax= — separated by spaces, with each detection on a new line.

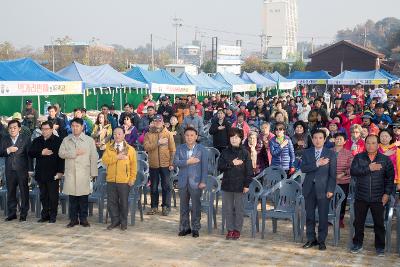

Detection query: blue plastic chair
xmin=128 ymin=171 xmax=147 ymax=225
xmin=59 ymin=176 xmax=68 ymax=215
xmin=28 ymin=177 xmax=41 ymax=218
xmin=194 ymin=175 xmax=219 ymax=234
xmin=261 ymin=179 xmax=304 ymax=242
xmin=88 ymin=168 xmax=107 ymax=223
xmin=205 ymin=147 xmax=220 ymax=177
xmin=262 ymin=166 xmax=288 ymax=206
xmin=221 ymin=179 xmax=263 ymax=238
xmin=0 ymin=167 xmax=8 ymax=216
xmin=170 ymin=167 xmax=179 ymax=208
xmin=289 ymin=170 xmax=305 ymax=185
xmin=137 ymin=151 xmax=148 ymax=163
xmin=349 ymin=194 xmax=395 ymax=252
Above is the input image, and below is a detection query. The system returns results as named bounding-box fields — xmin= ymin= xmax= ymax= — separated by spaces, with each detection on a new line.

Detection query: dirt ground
xmin=0 ymin=199 xmax=399 ymax=267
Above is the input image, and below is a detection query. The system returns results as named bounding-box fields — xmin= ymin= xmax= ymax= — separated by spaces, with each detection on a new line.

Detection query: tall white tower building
xmin=262 ymin=0 xmax=298 ymax=60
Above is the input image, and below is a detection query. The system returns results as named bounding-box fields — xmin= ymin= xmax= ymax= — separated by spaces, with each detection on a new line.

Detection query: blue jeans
xmin=149 ymin=167 xmax=171 ymax=209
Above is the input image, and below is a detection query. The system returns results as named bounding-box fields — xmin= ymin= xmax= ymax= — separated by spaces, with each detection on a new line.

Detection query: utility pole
xmin=150 ymin=34 xmax=154 ymax=70
xmin=362 ymin=27 xmax=368 ymax=47
xmin=259 ymin=33 xmax=266 ymax=59
xmin=172 ymin=16 xmax=183 ymax=64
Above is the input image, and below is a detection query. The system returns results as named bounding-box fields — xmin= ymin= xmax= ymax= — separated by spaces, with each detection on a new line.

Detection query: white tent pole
xmin=119 ymin=88 xmax=123 ymax=111
xmin=83 ymin=90 xmax=87 ymax=109
xmin=37 ymin=95 xmax=41 ymax=116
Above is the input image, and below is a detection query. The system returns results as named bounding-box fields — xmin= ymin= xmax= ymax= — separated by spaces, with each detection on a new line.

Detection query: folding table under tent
xmin=125 ymin=67 xmax=196 ymax=97
xmin=213 ymin=72 xmax=256 ymax=94
xmin=57 ymin=61 xmax=148 ymax=110
xmin=0 ymin=58 xmax=83 ymax=116
xmin=240 ymin=71 xmax=276 ymax=90
xmin=328 ymin=70 xmax=389 ymax=85
xmin=178 ymin=72 xmax=231 ymax=95
xmin=287 ymin=70 xmax=332 ymax=85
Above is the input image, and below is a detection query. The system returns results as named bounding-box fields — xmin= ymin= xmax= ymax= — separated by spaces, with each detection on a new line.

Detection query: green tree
xmin=272 ymin=62 xmax=290 ymax=76
xmin=201 ymin=60 xmax=216 ymax=73
xmin=241 ymin=56 xmax=272 ymax=73
xmin=0 ymin=41 xmax=16 ymax=60
xmin=291 ymin=59 xmax=306 ymax=72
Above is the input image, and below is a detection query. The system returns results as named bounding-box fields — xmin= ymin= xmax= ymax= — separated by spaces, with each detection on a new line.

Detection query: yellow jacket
xmin=102 ymin=140 xmax=137 ymax=184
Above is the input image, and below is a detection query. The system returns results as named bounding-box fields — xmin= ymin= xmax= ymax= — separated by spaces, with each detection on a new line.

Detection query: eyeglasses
xmin=276 ymin=128 xmax=285 ymax=131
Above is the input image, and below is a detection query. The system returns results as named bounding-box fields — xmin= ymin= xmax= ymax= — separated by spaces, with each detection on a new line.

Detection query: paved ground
xmin=0 ymin=203 xmax=399 ymax=267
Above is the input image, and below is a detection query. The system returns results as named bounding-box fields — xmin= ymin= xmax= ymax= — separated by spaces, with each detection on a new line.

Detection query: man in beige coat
xmin=59 ymin=118 xmax=98 ymax=228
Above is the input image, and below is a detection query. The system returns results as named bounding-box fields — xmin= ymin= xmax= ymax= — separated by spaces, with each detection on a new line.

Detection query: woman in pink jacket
xmin=232 ymin=113 xmax=250 ymax=141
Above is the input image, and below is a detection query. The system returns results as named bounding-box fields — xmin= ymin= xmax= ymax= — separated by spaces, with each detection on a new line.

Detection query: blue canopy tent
xmin=0 ymin=58 xmax=83 ymax=116
xmin=328 ymin=70 xmax=389 ymax=85
xmin=287 ymin=70 xmax=332 ymax=85
xmin=263 ymin=71 xmax=297 ymax=90
xmin=240 ymin=71 xmax=276 ymax=89
xmin=178 ymin=72 xmax=230 ymax=94
xmin=378 ymin=69 xmax=399 ymax=84
xmin=213 ymin=72 xmax=256 ymax=93
xmin=125 ymin=67 xmax=195 ymax=95
xmin=58 ymin=62 xmax=148 ymax=110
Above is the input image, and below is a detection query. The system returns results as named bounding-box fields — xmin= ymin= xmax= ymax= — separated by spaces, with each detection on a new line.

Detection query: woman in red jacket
xmin=344 ymin=124 xmax=366 ymax=156
xmin=340 ymin=100 xmax=362 ymax=138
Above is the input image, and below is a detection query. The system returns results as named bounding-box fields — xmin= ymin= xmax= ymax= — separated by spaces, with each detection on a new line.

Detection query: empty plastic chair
xmin=261 ymin=179 xmax=304 ymax=242
xmin=205 ymin=147 xmax=220 ymax=176
xmin=137 ymin=151 xmax=148 ymax=163
xmin=170 ymin=167 xmax=179 ymax=208
xmin=290 ymin=170 xmax=305 ymax=185
xmin=88 ymin=168 xmax=107 ymax=223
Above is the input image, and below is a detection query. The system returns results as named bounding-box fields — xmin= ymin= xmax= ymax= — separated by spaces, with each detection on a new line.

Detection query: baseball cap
xmin=375 ymin=103 xmax=384 ymax=109
xmin=160 ymin=96 xmax=168 ymax=101
xmin=154 ymin=114 xmax=163 ymax=122
xmin=25 ymin=99 xmax=32 ymax=104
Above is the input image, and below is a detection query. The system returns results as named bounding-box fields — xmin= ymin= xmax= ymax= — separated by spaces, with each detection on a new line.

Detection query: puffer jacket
xmin=209 ymin=118 xmax=231 ymax=149
xmin=269 ymin=136 xmax=295 ymax=171
xmin=101 ymin=141 xmax=137 ymax=184
xmin=143 ymin=126 xmax=176 ymax=168
xmin=350 ymin=152 xmax=395 ymax=202
xmin=218 ymin=145 xmax=253 ymax=193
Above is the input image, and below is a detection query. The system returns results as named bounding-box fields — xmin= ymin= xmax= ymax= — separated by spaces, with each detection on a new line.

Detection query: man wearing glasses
xmin=29 ymin=121 xmax=64 ymax=223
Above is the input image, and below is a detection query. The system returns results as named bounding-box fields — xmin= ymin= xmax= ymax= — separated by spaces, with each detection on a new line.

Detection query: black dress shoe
xmin=178 ymin=229 xmax=192 ymax=236
xmin=120 ymin=225 xmax=127 ymax=231
xmin=66 ymin=220 xmax=79 ymax=228
xmin=80 ymin=220 xmax=90 ymax=227
xmin=5 ymin=215 xmax=17 ymax=221
xmin=49 ymin=219 xmax=56 ymax=223
xmin=303 ymin=240 xmax=318 ymax=249
xmin=319 ymin=242 xmax=327 ymax=251
xmin=38 ymin=218 xmax=49 ymax=223
xmin=19 ymin=216 xmax=27 ymax=222
xmin=107 ymin=223 xmax=120 ymax=230
xmin=192 ymin=230 xmax=199 ymax=238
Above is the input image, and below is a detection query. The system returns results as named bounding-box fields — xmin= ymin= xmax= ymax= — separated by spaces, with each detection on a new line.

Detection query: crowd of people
xmin=0 ymin=85 xmax=399 ymax=255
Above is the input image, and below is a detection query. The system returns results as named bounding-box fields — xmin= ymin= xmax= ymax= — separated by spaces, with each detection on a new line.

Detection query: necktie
xmin=315 ymin=150 xmax=321 ymax=161
xmin=117 ymin=144 xmax=120 ymax=153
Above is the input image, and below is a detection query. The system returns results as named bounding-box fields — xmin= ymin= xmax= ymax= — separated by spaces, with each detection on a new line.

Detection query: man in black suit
xmin=0 ymin=119 xmax=33 ymax=221
xmin=29 ymin=121 xmax=64 ymax=223
xmin=301 ymin=129 xmax=337 ymax=250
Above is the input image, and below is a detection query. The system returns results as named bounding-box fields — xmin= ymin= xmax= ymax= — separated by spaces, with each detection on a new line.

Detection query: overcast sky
xmin=2 ymin=0 xmax=399 ymax=51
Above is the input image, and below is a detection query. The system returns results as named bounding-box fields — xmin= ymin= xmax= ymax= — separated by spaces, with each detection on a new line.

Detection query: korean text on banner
xmin=0 ymin=81 xmax=83 ymax=96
